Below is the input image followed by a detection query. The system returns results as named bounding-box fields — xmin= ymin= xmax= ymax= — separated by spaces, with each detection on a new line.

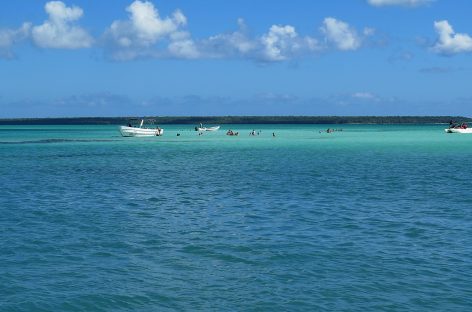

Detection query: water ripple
xmin=1 ymin=125 xmax=472 ymax=311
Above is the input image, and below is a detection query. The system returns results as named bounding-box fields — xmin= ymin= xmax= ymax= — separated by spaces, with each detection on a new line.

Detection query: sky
xmin=0 ymin=0 xmax=471 ymax=117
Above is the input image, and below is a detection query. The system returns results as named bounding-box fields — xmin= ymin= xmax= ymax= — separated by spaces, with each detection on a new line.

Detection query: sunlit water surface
xmin=1 ymin=124 xmax=471 ymax=311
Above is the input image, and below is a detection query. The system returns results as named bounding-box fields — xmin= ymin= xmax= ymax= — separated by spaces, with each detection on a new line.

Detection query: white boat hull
xmin=196 ymin=126 xmax=220 ymax=131
xmin=120 ymin=126 xmax=164 ymax=137
xmin=445 ymin=128 xmax=472 ymax=134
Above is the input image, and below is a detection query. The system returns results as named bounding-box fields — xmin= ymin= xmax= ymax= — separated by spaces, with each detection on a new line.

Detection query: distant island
xmin=0 ymin=116 xmax=470 ymax=125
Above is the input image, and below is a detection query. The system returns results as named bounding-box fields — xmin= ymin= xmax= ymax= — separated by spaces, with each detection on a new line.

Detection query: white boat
xmin=445 ymin=128 xmax=472 ymax=133
xmin=195 ymin=125 xmax=220 ymax=132
xmin=120 ymin=119 xmax=164 ymax=137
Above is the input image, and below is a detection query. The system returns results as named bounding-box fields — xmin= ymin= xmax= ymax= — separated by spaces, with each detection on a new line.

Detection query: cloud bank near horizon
xmin=3 ymin=91 xmax=469 ymax=118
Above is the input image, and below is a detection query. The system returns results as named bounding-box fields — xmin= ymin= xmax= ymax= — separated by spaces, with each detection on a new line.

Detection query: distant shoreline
xmin=0 ymin=116 xmax=470 ymax=125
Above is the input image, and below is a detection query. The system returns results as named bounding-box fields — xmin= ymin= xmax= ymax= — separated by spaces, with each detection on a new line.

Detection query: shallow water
xmin=1 ymin=124 xmax=471 ymax=311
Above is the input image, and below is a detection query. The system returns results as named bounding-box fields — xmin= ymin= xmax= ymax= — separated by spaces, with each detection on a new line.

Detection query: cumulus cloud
xmin=0 ymin=23 xmax=31 ymax=58
xmin=367 ymin=0 xmax=433 ymax=7
xmin=104 ymin=1 xmax=323 ymax=63
xmin=321 ymin=17 xmax=365 ymax=50
xmin=260 ymin=25 xmax=320 ymax=61
xmin=31 ymin=1 xmax=93 ymax=49
xmin=261 ymin=25 xmax=298 ymax=60
xmin=111 ymin=0 xmax=186 ymax=46
xmin=200 ymin=18 xmax=256 ymax=58
xmin=104 ymin=0 xmax=197 ymax=59
xmin=200 ymin=19 xmax=320 ymax=62
xmin=167 ymin=31 xmax=199 ymax=58
xmin=1 ymin=0 xmax=372 ymax=61
xmin=432 ymin=20 xmax=472 ymax=55
xmin=102 ymin=2 xmax=371 ymax=61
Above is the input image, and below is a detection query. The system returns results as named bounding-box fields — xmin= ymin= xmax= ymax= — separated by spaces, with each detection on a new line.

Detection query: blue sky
xmin=1 ymin=0 xmax=471 ymax=117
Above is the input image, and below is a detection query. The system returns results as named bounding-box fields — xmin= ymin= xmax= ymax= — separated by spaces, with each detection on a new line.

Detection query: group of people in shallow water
xmin=249 ymin=129 xmax=276 ymax=137
xmin=226 ymin=130 xmax=239 ymax=136
xmin=225 ymin=129 xmax=276 ymax=136
xmin=449 ymin=120 xmax=468 ymax=129
xmin=319 ymin=128 xmax=343 ymax=133
xmin=175 ymin=127 xmax=349 ymax=137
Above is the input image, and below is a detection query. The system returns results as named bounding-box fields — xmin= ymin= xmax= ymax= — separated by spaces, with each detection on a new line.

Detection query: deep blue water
xmin=1 ymin=124 xmax=471 ymax=311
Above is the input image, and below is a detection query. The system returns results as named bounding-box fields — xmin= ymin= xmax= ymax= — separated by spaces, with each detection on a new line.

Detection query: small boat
xmin=445 ymin=122 xmax=471 ymax=133
xmin=120 ymin=119 xmax=164 ymax=137
xmin=445 ymin=128 xmax=472 ymax=133
xmin=195 ymin=124 xmax=220 ymax=132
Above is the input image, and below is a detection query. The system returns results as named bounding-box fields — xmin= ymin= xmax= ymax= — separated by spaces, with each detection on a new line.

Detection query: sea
xmin=1 ymin=124 xmax=471 ymax=311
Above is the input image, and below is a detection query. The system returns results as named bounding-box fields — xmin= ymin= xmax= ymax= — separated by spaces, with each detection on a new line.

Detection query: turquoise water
xmin=1 ymin=124 xmax=471 ymax=311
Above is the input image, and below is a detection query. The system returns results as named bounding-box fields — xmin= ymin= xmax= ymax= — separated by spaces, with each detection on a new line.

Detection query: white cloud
xmin=101 ymin=3 xmax=369 ymax=61
xmin=0 ymin=2 xmax=378 ymax=62
xmin=104 ymin=0 xmax=197 ymax=59
xmin=31 ymin=1 xmax=93 ymax=49
xmin=352 ymin=92 xmax=378 ymax=100
xmin=201 ymin=19 xmax=256 ymax=58
xmin=321 ymin=17 xmax=362 ymax=50
xmin=259 ymin=25 xmax=320 ymax=61
xmin=0 ymin=23 xmax=31 ymax=48
xmin=432 ymin=20 xmax=472 ymax=55
xmin=367 ymin=0 xmax=433 ymax=7
xmin=0 ymin=23 xmax=31 ymax=58
xmin=168 ymin=31 xmax=199 ymax=58
xmin=113 ymin=0 xmax=186 ymax=46
xmin=201 ymin=19 xmax=320 ymax=62
xmin=261 ymin=25 xmax=298 ymax=61
xmin=105 ymin=4 xmax=319 ymax=62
